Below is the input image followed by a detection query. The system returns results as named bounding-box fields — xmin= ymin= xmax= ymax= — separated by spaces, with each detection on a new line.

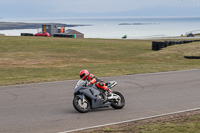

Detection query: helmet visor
xmin=80 ymin=73 xmax=85 ymax=79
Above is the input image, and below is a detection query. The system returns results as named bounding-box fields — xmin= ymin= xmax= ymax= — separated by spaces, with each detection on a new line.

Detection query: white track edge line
xmin=58 ymin=107 xmax=200 ymax=133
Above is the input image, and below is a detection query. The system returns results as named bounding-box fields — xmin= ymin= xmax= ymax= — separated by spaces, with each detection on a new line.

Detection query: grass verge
xmin=0 ymin=36 xmax=200 ymax=86
xmin=76 ymin=110 xmax=200 ymax=133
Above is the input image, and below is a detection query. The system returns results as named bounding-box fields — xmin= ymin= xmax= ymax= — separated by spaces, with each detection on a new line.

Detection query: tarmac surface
xmin=0 ymin=69 xmax=200 ymax=133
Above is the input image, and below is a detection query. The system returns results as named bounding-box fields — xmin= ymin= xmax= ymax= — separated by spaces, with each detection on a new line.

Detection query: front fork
xmin=76 ymin=94 xmax=88 ymax=109
xmin=76 ymin=94 xmax=87 ymax=103
xmin=82 ymin=95 xmax=87 ymax=103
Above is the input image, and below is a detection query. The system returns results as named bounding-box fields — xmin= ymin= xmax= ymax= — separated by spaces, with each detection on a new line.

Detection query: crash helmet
xmin=80 ymin=70 xmax=89 ymax=80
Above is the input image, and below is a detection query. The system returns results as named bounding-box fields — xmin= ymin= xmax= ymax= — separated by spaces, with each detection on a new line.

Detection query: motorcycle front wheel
xmin=73 ymin=96 xmax=91 ymax=113
xmin=111 ymin=91 xmax=125 ymax=109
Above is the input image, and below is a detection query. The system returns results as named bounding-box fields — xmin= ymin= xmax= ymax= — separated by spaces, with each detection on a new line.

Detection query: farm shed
xmin=65 ymin=29 xmax=84 ymax=38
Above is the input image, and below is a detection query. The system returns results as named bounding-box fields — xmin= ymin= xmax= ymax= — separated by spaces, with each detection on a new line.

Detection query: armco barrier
xmin=21 ymin=33 xmax=33 ymax=36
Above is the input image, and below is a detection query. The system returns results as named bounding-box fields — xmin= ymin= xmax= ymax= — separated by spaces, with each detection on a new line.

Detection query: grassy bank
xmin=0 ymin=36 xmax=200 ymax=86
xmin=78 ymin=110 xmax=200 ymax=133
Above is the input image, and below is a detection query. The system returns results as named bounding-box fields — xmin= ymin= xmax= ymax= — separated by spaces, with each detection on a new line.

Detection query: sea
xmin=0 ymin=17 xmax=200 ymax=39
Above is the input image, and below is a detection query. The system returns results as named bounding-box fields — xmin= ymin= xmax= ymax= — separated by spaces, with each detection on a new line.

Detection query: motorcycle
xmin=73 ymin=80 xmax=125 ymax=113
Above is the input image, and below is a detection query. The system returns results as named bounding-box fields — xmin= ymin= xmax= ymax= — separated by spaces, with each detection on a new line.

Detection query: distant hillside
xmin=0 ymin=22 xmax=92 ymax=30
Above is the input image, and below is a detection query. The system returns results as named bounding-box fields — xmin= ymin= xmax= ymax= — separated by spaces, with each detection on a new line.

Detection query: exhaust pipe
xmin=111 ymin=82 xmax=117 ymax=88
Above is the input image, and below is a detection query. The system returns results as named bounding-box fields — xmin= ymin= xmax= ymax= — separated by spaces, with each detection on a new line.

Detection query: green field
xmin=0 ymin=36 xmax=200 ymax=86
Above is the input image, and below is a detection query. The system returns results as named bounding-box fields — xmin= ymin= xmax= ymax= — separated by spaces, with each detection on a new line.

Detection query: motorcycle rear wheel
xmin=111 ymin=91 xmax=125 ymax=109
xmin=73 ymin=96 xmax=91 ymax=113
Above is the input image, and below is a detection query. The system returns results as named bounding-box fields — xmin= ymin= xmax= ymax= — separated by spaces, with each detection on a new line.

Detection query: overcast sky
xmin=0 ymin=0 xmax=200 ymax=18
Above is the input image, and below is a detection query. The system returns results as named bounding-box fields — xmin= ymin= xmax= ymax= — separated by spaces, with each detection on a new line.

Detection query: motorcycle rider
xmin=79 ymin=70 xmax=112 ymax=96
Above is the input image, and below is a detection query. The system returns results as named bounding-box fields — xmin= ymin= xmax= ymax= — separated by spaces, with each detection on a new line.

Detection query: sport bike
xmin=73 ymin=80 xmax=125 ymax=113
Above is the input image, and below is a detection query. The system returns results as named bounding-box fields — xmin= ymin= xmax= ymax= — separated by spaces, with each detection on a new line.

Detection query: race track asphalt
xmin=0 ymin=69 xmax=200 ymax=133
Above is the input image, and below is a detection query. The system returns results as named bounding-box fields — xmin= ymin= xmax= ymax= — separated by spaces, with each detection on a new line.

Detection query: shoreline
xmin=1 ymin=17 xmax=200 ymax=39
xmin=0 ymin=22 xmax=92 ymax=30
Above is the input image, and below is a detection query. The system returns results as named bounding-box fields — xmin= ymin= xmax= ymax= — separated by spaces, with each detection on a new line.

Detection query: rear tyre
xmin=111 ymin=91 xmax=125 ymax=109
xmin=73 ymin=96 xmax=91 ymax=113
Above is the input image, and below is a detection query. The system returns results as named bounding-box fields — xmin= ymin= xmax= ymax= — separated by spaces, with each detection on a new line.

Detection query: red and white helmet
xmin=80 ymin=70 xmax=89 ymax=80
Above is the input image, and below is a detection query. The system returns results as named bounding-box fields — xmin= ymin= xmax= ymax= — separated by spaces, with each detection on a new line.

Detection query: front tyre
xmin=111 ymin=91 xmax=125 ymax=109
xmin=73 ymin=96 xmax=91 ymax=113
